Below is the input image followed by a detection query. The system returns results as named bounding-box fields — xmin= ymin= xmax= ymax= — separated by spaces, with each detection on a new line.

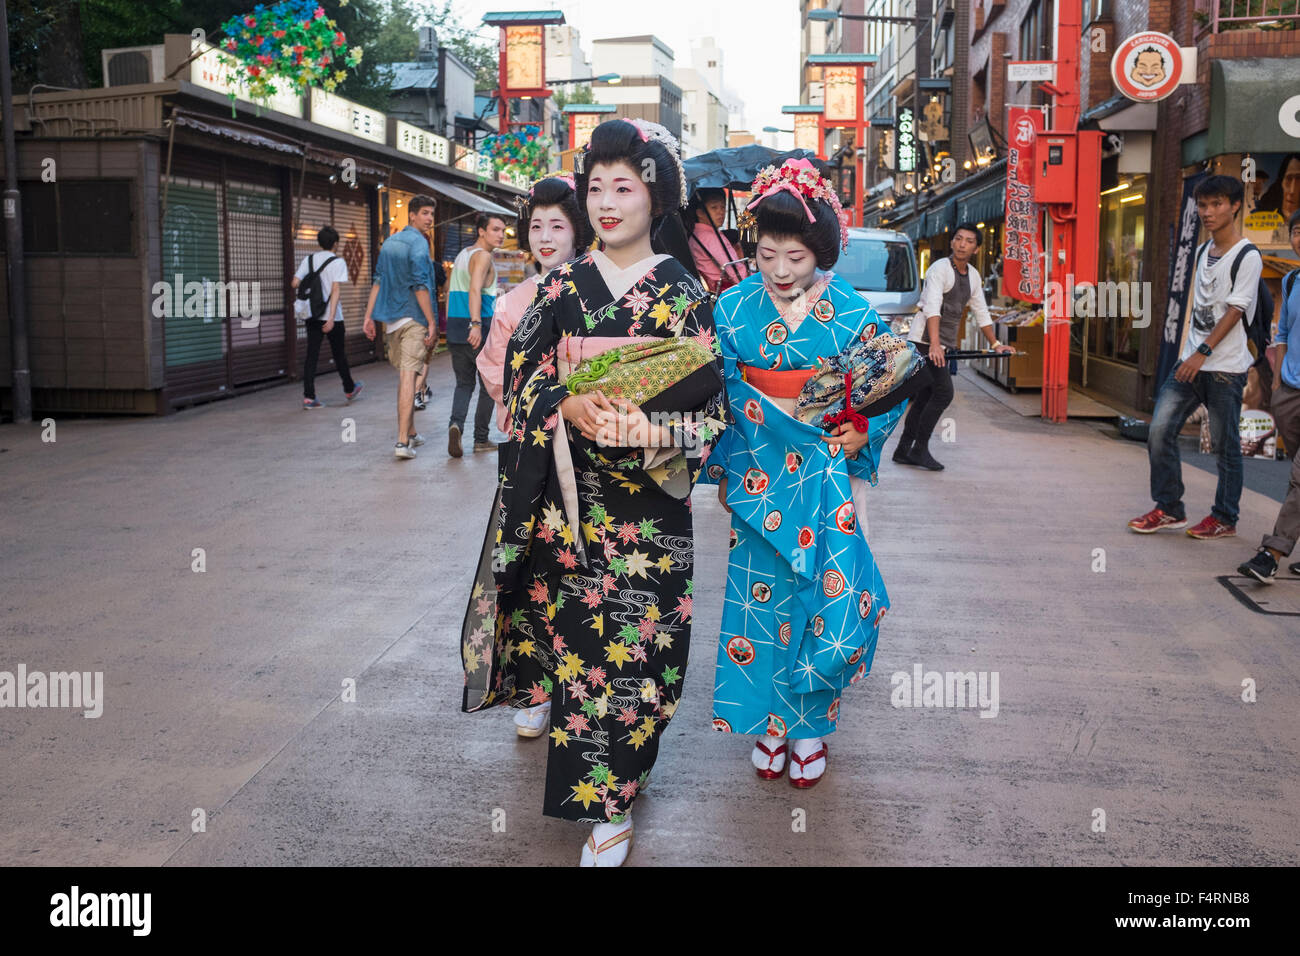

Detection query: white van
xmin=836 ymin=227 xmax=921 ymax=334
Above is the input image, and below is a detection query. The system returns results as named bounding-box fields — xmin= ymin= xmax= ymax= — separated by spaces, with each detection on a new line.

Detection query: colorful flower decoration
xmin=218 ymin=1 xmax=363 ymax=108
xmin=481 ymin=125 xmax=555 ymax=182
xmin=747 ymin=159 xmax=850 ymax=250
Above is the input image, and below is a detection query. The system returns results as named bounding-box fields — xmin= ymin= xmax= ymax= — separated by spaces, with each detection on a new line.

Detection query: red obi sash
xmin=740 ymin=363 xmax=815 ymax=399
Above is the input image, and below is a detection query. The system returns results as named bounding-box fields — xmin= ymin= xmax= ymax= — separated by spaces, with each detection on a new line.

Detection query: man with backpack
xmin=294 ymin=225 xmax=362 ymax=408
xmin=1238 ymin=209 xmax=1300 ymax=581
xmin=1130 ymin=175 xmax=1265 ymax=539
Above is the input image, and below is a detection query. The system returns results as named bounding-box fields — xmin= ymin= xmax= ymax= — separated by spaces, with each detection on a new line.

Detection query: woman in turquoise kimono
xmin=702 ymin=158 xmax=905 ymax=787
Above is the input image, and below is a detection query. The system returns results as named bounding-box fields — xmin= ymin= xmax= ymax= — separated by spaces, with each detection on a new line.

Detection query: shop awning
xmin=1208 ymin=57 xmax=1300 ymax=156
xmin=957 ymin=178 xmax=1006 ymax=225
xmin=928 ymin=199 xmax=956 ymax=236
xmin=173 ymin=112 xmax=304 ymax=156
xmin=397 ymin=170 xmax=517 ymax=219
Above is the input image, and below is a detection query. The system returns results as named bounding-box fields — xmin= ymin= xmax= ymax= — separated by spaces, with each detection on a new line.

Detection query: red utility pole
xmin=1032 ymin=7 xmax=1102 ymax=422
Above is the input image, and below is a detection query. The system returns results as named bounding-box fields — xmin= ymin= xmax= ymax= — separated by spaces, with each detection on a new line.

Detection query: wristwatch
xmin=470 ymin=321 xmax=482 ymax=327
xmin=1197 ymin=343 xmax=1213 ymax=357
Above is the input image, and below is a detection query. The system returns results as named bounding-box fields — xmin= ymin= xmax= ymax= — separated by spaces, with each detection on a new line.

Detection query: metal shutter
xmin=226 ymin=180 xmax=288 ymax=386
xmin=161 ymin=176 xmax=228 ymax=402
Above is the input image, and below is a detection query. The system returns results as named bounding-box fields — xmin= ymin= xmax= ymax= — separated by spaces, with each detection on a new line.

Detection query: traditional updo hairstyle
xmin=749 ymin=159 xmax=843 ymax=270
xmin=575 ymin=118 xmax=696 ymax=274
xmin=516 ymin=175 xmax=593 ymax=263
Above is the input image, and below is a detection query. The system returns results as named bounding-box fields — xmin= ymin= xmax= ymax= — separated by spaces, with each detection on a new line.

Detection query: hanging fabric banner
xmin=1155 ymin=172 xmax=1207 ymax=387
xmin=1003 ymin=107 xmax=1044 ymax=303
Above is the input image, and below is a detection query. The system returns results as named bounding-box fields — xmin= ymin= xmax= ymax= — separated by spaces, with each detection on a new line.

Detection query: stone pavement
xmin=1 ymin=355 xmax=1296 ymax=866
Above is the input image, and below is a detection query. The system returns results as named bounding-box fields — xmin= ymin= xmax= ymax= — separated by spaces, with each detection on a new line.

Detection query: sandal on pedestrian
xmin=513 ymin=701 xmax=551 ymax=738
xmin=752 ymin=738 xmax=788 ymax=779
xmin=579 ymin=819 xmax=633 ymax=867
xmin=788 ymin=741 xmax=828 ymax=789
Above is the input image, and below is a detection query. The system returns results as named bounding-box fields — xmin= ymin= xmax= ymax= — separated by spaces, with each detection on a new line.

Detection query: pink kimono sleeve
xmin=477 ymin=275 xmax=539 ymax=432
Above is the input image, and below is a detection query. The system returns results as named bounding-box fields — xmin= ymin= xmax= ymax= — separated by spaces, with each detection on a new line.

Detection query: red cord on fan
xmin=821 ymin=371 xmax=870 ymax=433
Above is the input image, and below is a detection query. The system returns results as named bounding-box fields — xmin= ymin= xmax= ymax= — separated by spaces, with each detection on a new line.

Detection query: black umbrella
xmin=682 ymin=145 xmax=821 ymax=194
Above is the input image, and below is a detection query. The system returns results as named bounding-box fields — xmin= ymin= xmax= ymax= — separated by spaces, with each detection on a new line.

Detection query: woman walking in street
xmin=704 ymin=158 xmax=906 ymax=788
xmin=476 ymin=172 xmax=591 ymax=739
xmin=461 ymin=118 xmax=726 ymax=866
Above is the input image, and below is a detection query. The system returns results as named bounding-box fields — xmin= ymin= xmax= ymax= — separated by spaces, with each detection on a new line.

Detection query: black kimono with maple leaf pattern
xmin=460 ymin=252 xmax=726 ymax=823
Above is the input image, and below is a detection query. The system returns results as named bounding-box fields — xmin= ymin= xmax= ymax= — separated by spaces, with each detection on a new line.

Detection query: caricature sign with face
xmin=1111 ymin=32 xmax=1182 ymax=103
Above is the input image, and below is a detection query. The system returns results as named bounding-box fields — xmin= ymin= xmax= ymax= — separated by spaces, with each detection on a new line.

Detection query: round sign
xmin=1111 ymin=32 xmax=1182 ymax=103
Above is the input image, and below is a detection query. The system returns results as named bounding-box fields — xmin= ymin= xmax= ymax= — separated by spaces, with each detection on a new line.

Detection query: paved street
xmin=2 ymin=355 xmax=1297 ymax=867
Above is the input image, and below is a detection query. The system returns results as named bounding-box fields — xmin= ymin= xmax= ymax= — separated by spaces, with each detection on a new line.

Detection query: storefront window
xmin=1092 ymin=173 xmax=1145 ymax=365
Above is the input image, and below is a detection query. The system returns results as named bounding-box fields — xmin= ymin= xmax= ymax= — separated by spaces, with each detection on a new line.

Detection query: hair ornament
xmin=746 ymin=158 xmax=850 ymax=250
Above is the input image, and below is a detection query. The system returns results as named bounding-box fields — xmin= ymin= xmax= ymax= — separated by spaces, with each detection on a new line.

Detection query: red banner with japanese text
xmin=1003 ymin=107 xmax=1044 ymax=303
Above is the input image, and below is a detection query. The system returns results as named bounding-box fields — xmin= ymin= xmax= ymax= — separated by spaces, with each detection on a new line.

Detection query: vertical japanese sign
xmin=897 ymin=106 xmax=916 ymax=173
xmin=794 ymin=114 xmax=822 ymax=156
xmin=823 ymin=67 xmax=857 ymax=123
xmin=1156 ymin=172 xmax=1206 ymax=386
xmin=1004 ymin=106 xmax=1044 ymax=303
xmin=571 ymin=112 xmax=600 ymax=150
xmin=505 ymin=26 xmax=543 ymax=89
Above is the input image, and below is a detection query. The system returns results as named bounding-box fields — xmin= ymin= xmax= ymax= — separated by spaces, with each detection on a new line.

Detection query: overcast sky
xmin=456 ymin=0 xmax=801 ymax=148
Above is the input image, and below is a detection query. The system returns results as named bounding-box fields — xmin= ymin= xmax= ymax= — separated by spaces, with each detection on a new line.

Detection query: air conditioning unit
xmin=101 ymin=46 xmax=166 ymax=87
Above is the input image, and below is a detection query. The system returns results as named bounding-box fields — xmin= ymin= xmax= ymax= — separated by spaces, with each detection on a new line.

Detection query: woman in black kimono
xmin=461 ymin=118 xmax=727 ymax=866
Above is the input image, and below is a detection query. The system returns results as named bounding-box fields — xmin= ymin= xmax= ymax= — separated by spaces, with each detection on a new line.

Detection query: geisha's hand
xmin=560 ymin=392 xmax=603 ymax=440
xmin=593 ymin=396 xmax=672 ymax=448
xmin=822 ymin=423 xmax=869 ymax=460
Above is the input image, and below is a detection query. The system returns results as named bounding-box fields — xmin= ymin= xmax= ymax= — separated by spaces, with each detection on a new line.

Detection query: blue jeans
xmin=1148 ymin=364 xmax=1247 ymax=525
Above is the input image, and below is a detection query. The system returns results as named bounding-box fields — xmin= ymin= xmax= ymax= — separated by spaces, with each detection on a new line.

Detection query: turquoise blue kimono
xmin=702 ymin=271 xmax=905 ymax=738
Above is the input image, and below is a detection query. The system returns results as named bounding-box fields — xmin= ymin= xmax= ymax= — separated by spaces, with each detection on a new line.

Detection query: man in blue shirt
xmin=364 ymin=196 xmax=438 ymax=460
xmin=1239 ymin=209 xmax=1300 ymax=581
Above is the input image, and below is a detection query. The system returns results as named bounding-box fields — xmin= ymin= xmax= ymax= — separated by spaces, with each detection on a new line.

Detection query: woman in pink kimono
xmin=478 ymin=174 xmax=591 ymax=434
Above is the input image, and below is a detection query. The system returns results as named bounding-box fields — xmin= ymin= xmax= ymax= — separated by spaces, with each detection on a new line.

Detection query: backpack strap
xmin=308 ymin=253 xmax=340 ymax=277
xmin=1284 ymin=268 xmax=1299 ymax=300
xmin=1227 ymin=242 xmax=1259 ymax=287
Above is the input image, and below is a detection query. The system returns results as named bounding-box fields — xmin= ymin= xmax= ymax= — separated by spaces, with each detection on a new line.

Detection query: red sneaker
xmin=1186 ymin=516 xmax=1236 ymax=539
xmin=1128 ymin=508 xmax=1188 ymax=533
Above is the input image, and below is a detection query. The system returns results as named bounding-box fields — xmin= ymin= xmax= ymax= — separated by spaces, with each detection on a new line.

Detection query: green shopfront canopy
xmin=1208 ymin=57 xmax=1300 ymax=156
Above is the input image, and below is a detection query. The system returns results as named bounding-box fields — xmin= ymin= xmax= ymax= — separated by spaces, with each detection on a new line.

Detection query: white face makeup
xmin=586 ymin=161 xmax=653 ymax=252
xmin=755 ymin=235 xmax=818 ymax=300
xmin=529 ymin=205 xmax=577 ymax=272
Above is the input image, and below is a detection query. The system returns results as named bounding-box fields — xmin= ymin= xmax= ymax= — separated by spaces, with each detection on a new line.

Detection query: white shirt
xmin=907 ymin=256 xmax=993 ymax=345
xmin=1180 ymin=238 xmax=1261 ymax=374
xmin=294 ymin=251 xmax=349 ymax=323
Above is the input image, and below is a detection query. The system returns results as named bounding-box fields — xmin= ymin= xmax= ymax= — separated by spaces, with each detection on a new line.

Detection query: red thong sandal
xmin=788 ymin=742 xmax=828 ymax=789
xmin=753 ymin=739 xmax=789 ymax=779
